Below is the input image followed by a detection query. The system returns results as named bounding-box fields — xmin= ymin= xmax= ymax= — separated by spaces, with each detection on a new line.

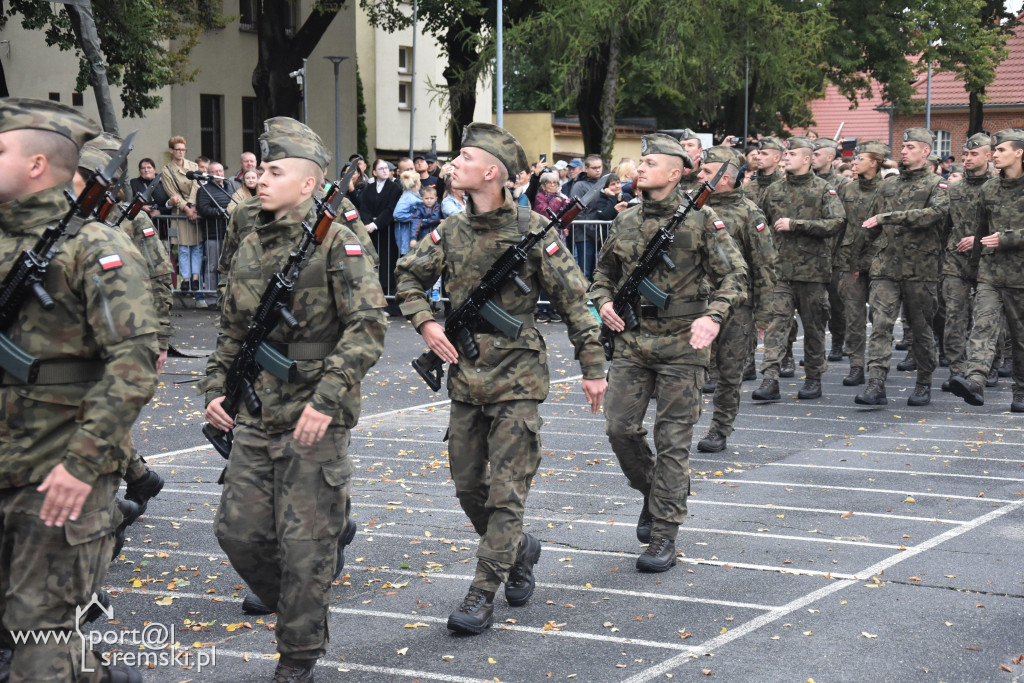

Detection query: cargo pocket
xmin=64 ymin=501 xmax=118 ymax=547
xmin=313 ymin=457 xmax=350 ymax=540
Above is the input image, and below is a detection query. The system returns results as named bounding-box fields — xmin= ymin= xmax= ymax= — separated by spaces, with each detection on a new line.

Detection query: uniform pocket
xmin=313 ymin=456 xmax=350 ymax=539
xmin=65 ymin=501 xmax=118 ymax=546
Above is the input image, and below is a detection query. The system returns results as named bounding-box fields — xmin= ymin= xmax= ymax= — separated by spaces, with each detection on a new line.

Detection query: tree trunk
xmin=443 ymin=19 xmax=484 ymax=151
xmin=576 ymin=39 xmax=609 ymax=156
xmin=64 ymin=1 xmax=118 ymax=134
xmin=967 ymin=89 xmax=985 ymax=136
xmin=598 ymin=20 xmax=622 ymax=166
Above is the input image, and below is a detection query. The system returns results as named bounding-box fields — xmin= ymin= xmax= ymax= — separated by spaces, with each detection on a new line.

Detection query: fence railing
xmin=152 ymin=214 xmax=226 ymax=304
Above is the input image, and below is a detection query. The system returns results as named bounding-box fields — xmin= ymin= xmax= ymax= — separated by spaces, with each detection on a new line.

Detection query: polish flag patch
xmin=713 ymin=220 xmax=726 ymax=230
xmin=142 ymin=226 xmax=156 ymax=237
xmin=828 ymin=189 xmax=838 ymax=195
xmin=939 ymin=183 xmax=948 ymax=189
xmin=344 ymin=209 xmax=359 ymax=222
xmin=756 ymin=222 xmax=766 ymax=232
xmin=345 ymin=244 xmax=362 ymax=256
xmin=430 ymin=229 xmax=442 ymax=244
xmin=546 ymin=241 xmax=560 ymax=256
xmin=99 ymin=254 xmax=123 ymax=270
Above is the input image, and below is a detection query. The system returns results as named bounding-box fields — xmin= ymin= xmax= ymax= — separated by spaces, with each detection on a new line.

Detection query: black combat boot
xmin=949 ymin=376 xmax=985 ymax=406
xmin=697 ymin=428 xmax=727 ymax=453
xmin=636 ymin=497 xmax=653 ymax=544
xmin=897 ymin=351 xmax=916 ymax=372
xmin=986 ymin=366 xmax=999 ymax=388
xmin=124 ymin=468 xmax=164 ymax=515
xmin=939 ymin=354 xmax=950 ymax=367
xmin=112 ymin=498 xmax=142 ymax=559
xmin=335 ymin=499 xmax=357 ymax=580
xmin=827 ymin=342 xmax=844 ymax=362
xmin=941 ymin=375 xmax=953 ymax=392
xmin=742 ymin=355 xmax=757 ymax=381
xmin=895 ymin=335 xmax=910 ymax=351
xmin=505 ymin=533 xmax=542 ymax=606
xmin=855 ymin=378 xmax=887 ymax=406
xmin=447 ymin=586 xmax=495 ymax=634
xmin=83 ymin=590 xmax=112 ymax=623
xmin=779 ymin=353 xmax=795 ymax=378
xmin=999 ymin=357 xmax=1013 ymax=378
xmin=273 ymin=657 xmax=315 ymax=683
xmin=1011 ymin=392 xmax=1024 ymax=413
xmin=843 ymin=367 xmax=865 ymax=386
xmin=636 ymin=536 xmax=676 ymax=573
xmin=99 ymin=662 xmax=143 ymax=683
xmin=797 ymin=378 xmax=822 ymax=400
xmin=907 ymin=384 xmax=931 ymax=406
xmin=242 ymin=593 xmax=273 ymax=615
xmin=752 ymin=378 xmax=780 ymax=401
xmin=702 ymin=374 xmax=718 ymax=394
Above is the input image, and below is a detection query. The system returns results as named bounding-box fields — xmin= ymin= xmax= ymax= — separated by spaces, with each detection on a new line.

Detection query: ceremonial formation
xmin=0 ymin=94 xmax=1023 ymax=682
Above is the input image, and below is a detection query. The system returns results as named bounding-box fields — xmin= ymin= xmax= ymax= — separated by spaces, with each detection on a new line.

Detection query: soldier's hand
xmin=205 ymin=396 xmax=234 ymax=432
xmin=850 ymin=271 xmax=859 ymax=284
xmin=862 ymin=215 xmax=880 ymax=229
xmin=689 ymin=316 xmax=721 ymax=350
xmin=294 ymin=404 xmax=333 ymax=447
xmin=757 ymin=325 xmax=766 ymax=340
xmin=37 ymin=464 xmax=92 ymax=527
xmin=156 ymin=349 xmax=168 ymax=374
xmin=421 ymin=321 xmax=459 ymax=363
xmin=599 ymin=302 xmax=625 ymax=332
xmin=774 ymin=218 xmax=791 ymax=232
xmin=957 ymin=236 xmax=975 ymax=252
xmin=582 ymin=378 xmax=607 ymax=413
xmin=980 ymin=232 xmax=1000 ymax=248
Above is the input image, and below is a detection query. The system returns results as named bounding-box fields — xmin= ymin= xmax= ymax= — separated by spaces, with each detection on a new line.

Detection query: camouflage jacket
xmin=836 ymin=175 xmax=882 ymax=273
xmin=706 ymin=188 xmax=777 ymax=328
xmin=202 ymin=197 xmax=387 ymax=433
xmin=395 ymin=191 xmax=604 ymax=405
xmin=866 ymin=167 xmax=950 ymax=282
xmin=942 ymin=170 xmax=993 ymax=280
xmin=741 ymin=167 xmax=784 ymax=213
xmin=974 ymin=172 xmax=1024 ymax=289
xmin=816 ymin=167 xmax=852 ymax=191
xmin=123 ymin=212 xmax=173 ymax=349
xmin=761 ymin=171 xmax=845 ymax=283
xmin=589 ymin=191 xmax=748 ymax=367
xmin=0 ymin=185 xmax=159 ymax=489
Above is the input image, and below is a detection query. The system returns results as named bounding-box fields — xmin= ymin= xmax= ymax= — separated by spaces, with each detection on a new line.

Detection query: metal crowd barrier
xmin=152 ymin=214 xmax=226 ymax=307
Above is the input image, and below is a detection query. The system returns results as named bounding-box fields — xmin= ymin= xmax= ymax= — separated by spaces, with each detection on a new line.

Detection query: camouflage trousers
xmin=448 ymin=399 xmax=542 ymax=593
xmin=215 ymin=424 xmax=351 ymax=660
xmin=0 ymin=473 xmax=121 ymax=682
xmin=838 ymin=271 xmax=869 ymax=368
xmin=965 ymin=283 xmax=1024 ymax=394
xmin=827 ymin=269 xmax=846 ymax=347
xmin=762 ymin=281 xmax=830 ymax=380
xmin=867 ymin=279 xmax=938 ymax=384
xmin=942 ymin=275 xmax=975 ymax=377
xmin=710 ymin=304 xmax=754 ymax=437
xmin=604 ymin=357 xmax=701 ymax=541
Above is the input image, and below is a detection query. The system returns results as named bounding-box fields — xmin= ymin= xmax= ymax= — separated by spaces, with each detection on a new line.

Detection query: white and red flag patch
xmin=344 ymin=209 xmax=359 ymax=222
xmin=430 ymin=229 xmax=442 ymax=243
xmin=713 ymin=220 xmax=726 ymax=230
xmin=99 ymin=254 xmax=123 ymax=270
xmin=828 ymin=189 xmax=838 ymax=195
xmin=545 ymin=241 xmax=560 ymax=256
xmin=756 ymin=222 xmax=766 ymax=232
xmin=345 ymin=244 xmax=362 ymax=256
xmin=938 ymin=183 xmax=948 ymax=189
xmin=142 ymin=226 xmax=156 ymax=237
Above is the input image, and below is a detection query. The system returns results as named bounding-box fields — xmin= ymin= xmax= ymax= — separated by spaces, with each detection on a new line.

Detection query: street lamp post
xmin=324 ymin=55 xmax=348 ymax=180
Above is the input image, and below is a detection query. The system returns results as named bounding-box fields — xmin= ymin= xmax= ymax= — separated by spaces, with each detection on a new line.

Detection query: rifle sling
xmin=472 ymin=313 xmax=536 ymax=336
xmin=1 ymin=358 xmax=105 ymax=385
xmin=637 ymin=299 xmax=708 ymax=319
xmin=268 ymin=341 xmax=336 ymax=361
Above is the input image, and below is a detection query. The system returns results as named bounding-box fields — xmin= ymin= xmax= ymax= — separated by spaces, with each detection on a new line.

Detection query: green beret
xmin=992 ymin=128 xmax=1024 ymax=146
xmin=964 ymin=133 xmax=992 ymax=150
xmin=703 ymin=146 xmax=743 ymax=169
xmin=460 ymin=122 xmax=529 ymax=178
xmin=757 ymin=136 xmax=785 ymax=152
xmin=902 ymin=127 xmax=934 ymax=147
xmin=813 ymin=138 xmax=841 ymax=151
xmin=258 ymin=116 xmax=331 ymax=170
xmin=78 ymin=146 xmax=111 ymax=173
xmin=855 ymin=140 xmax=890 ymax=158
xmin=786 ymin=136 xmax=814 ymax=151
xmin=641 ymin=133 xmax=689 ymax=160
xmin=0 ymin=96 xmax=99 ymax=150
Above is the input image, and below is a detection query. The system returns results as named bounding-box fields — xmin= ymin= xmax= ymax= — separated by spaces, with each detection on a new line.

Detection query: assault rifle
xmin=107 ymin=176 xmax=163 ymax=228
xmin=202 ymin=188 xmax=347 ymax=459
xmin=412 ymin=175 xmax=611 ymax=391
xmin=0 ymin=131 xmax=137 ymax=383
xmin=598 ymin=162 xmax=729 ymax=361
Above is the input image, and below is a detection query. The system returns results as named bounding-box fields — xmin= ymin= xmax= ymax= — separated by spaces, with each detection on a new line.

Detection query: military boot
xmin=897 ymin=351 xmax=916 ymax=372
xmin=999 ymin=358 xmax=1013 ymax=378
xmin=125 ymin=468 xmax=164 ymax=515
xmin=742 ymin=354 xmax=757 ymax=381
xmin=447 ymin=586 xmax=495 ymax=634
xmin=855 ymin=378 xmax=887 ymax=406
xmin=1011 ymin=392 xmax=1024 ymax=413
xmin=83 ymin=590 xmax=111 ymax=623
xmin=112 ymin=498 xmax=142 ymax=559
xmin=505 ymin=533 xmax=542 ymax=606
xmin=895 ymin=335 xmax=910 ymax=351
xmin=797 ymin=378 xmax=822 ymax=400
xmin=843 ymin=366 xmax=865 ymax=386
xmin=827 ymin=341 xmax=844 ymax=362
xmin=986 ymin=366 xmax=999 ymax=388
xmin=752 ymin=378 xmax=780 ymax=401
xmin=941 ymin=375 xmax=953 ymax=392
xmin=697 ymin=428 xmax=727 ymax=453
xmin=702 ymin=373 xmax=718 ymax=394
xmin=242 ymin=593 xmax=273 ymax=615
xmin=636 ymin=536 xmax=676 ymax=573
xmin=272 ymin=657 xmax=315 ymax=683
xmin=99 ymin=663 xmax=144 ymax=683
xmin=907 ymin=384 xmax=931 ymax=406
xmin=636 ymin=497 xmax=653 ymax=544
xmin=779 ymin=353 xmax=795 ymax=378
xmin=939 ymin=353 xmax=950 ymax=367
xmin=335 ymin=499 xmax=357 ymax=580
xmin=949 ymin=376 xmax=985 ymax=406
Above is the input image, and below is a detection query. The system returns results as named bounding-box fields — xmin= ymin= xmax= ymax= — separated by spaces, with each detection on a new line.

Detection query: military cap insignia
xmin=260 ymin=139 xmax=270 ymax=159
xmin=640 ymin=137 xmax=649 ymax=155
xmin=344 ymin=244 xmax=363 ymax=256
xmin=99 ymin=254 xmax=123 ymax=270
xmin=430 ymin=229 xmax=442 ymax=244
xmin=713 ymin=219 xmax=726 ymax=230
xmin=903 ymin=131 xmax=909 ymax=141
xmin=142 ymin=226 xmax=156 ymax=237
xmin=545 ymin=241 xmax=560 ymax=255
xmin=756 ymin=222 xmax=766 ymax=232
xmin=344 ymin=209 xmax=359 ymax=222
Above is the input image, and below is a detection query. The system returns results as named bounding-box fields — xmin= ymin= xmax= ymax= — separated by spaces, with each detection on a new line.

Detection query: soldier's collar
xmin=255 ymin=197 xmax=317 ymax=243
xmin=965 ymin=169 xmax=992 ymax=185
xmin=899 ymin=166 xmax=928 ymax=179
xmin=785 ymin=170 xmax=814 ymax=183
xmin=465 ymin=189 xmax=515 ymax=229
xmin=641 ymin=191 xmax=681 ymax=219
xmin=0 ymin=183 xmax=72 ymax=234
xmin=707 ymin=187 xmax=741 ymax=204
xmin=756 ymin=168 xmax=781 ymax=185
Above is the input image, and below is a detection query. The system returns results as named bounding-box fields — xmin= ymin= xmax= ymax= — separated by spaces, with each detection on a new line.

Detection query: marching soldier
xmin=591 ymin=133 xmax=747 ymax=572
xmin=855 ymin=128 xmax=949 ymax=407
xmin=696 ymin=147 xmax=777 ymax=453
xmin=752 ymin=137 xmax=845 ymax=402
xmin=0 ymin=98 xmax=159 ymax=682
xmin=394 ymin=123 xmax=607 ymax=634
xmin=814 ymin=138 xmax=852 ymax=363
xmin=202 ymin=118 xmax=387 ymax=680
xmin=948 ymin=129 xmax=1024 ymax=412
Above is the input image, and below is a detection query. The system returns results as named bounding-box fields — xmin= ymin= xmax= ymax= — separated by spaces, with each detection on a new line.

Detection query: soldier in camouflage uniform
xmin=941 ymin=133 xmax=993 ymax=391
xmin=949 ymin=129 xmax=1024 ymax=412
xmin=835 ymin=141 xmax=890 ymax=386
xmin=202 ymin=118 xmax=387 ymax=681
xmin=855 ymin=128 xmax=950 ymax=407
xmin=696 ymin=147 xmax=776 ymax=453
xmin=395 ymin=123 xmax=607 ymax=633
xmin=814 ymin=139 xmax=852 ymax=363
xmin=591 ymin=134 xmax=747 ymax=573
xmin=675 ymin=128 xmax=704 ymax=194
xmin=752 ymin=136 xmax=845 ymax=402
xmin=0 ymin=98 xmax=159 ymax=683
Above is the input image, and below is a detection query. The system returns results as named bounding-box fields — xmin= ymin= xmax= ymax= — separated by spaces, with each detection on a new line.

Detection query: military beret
xmin=757 ymin=136 xmax=785 ymax=152
xmin=855 ymin=140 xmax=891 ymax=158
xmin=703 ymin=146 xmax=742 ymax=169
xmin=0 ymin=96 xmax=99 ymax=150
xmin=677 ymin=128 xmax=700 ymax=142
xmin=461 ymin=122 xmax=529 ymax=179
xmin=786 ymin=136 xmax=814 ymax=151
xmin=964 ymin=133 xmax=992 ymax=150
xmin=813 ymin=138 xmax=841 ymax=151
xmin=258 ymin=116 xmax=331 ymax=170
xmin=641 ymin=133 xmax=689 ymax=160
xmin=991 ymin=128 xmax=1024 ymax=146
xmin=902 ymin=127 xmax=934 ymax=147
xmin=949 ymin=163 xmax=964 ymax=174
xmin=928 ymin=154 xmax=940 ymax=165
xmin=78 ymin=146 xmax=111 ymax=173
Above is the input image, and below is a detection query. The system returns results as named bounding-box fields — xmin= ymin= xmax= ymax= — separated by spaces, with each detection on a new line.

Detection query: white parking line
xmin=705 ymin=478 xmax=1016 ymax=503
xmin=763 ymin=461 xmax=1024 ymax=483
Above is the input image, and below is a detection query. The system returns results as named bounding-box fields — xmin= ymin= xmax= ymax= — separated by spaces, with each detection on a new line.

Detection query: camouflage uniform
xmin=202 ymin=120 xmax=387 ymax=663
xmin=589 ymin=137 xmax=747 ymax=542
xmin=759 ymin=145 xmax=845 ymax=383
xmin=836 ymin=172 xmax=883 ymax=370
xmin=0 ymin=99 xmax=159 ymax=682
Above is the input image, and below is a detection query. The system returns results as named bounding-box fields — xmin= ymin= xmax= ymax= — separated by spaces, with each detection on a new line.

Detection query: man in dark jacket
xmin=197 ymin=161 xmax=234 ymax=301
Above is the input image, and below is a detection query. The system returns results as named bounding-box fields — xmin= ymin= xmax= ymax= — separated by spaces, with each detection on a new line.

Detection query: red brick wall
xmin=892 ymin=109 xmax=1024 ymax=159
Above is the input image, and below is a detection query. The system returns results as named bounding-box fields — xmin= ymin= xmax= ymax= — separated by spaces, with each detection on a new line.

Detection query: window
xmin=398 ymin=82 xmax=411 ymax=110
xmin=239 ymin=0 xmax=255 ymax=31
xmin=48 ymin=92 xmax=60 ymax=102
xmin=933 ymin=129 xmax=951 ymax=159
xmin=398 ymin=46 xmax=412 ymax=74
xmin=71 ymin=92 xmax=84 ymax=107
xmin=200 ymin=94 xmax=223 ymax=161
xmin=241 ymin=97 xmax=258 ymax=162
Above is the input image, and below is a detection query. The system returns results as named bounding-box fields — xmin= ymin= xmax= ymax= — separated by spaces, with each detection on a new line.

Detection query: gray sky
xmin=1009 ymin=0 xmax=1023 ymax=14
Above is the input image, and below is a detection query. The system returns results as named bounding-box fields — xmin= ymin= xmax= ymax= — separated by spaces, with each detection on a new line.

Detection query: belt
xmin=472 ymin=313 xmax=536 ymax=336
xmin=268 ymin=341 xmax=336 ymax=361
xmin=638 ymin=299 xmax=708 ymax=319
xmin=1 ymin=358 xmax=106 ymax=386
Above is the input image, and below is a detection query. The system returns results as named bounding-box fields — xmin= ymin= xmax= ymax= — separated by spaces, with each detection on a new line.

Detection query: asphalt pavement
xmin=97 ymin=305 xmax=1024 ymax=682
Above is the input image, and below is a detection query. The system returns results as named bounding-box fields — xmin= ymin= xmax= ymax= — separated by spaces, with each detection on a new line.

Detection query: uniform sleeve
xmin=394 ymin=224 xmax=447 ymax=330
xmin=218 ymin=203 xmax=250 ymax=296
xmin=341 ymin=198 xmax=379 ymax=268
xmin=587 ymin=214 xmax=627 ymax=312
xmin=876 ymin=182 xmax=949 ymax=229
xmin=701 ymin=209 xmax=748 ymax=321
xmin=133 ymin=215 xmax=174 ymax=349
xmin=745 ymin=208 xmax=778 ymax=328
xmin=63 ymin=229 xmax=159 ymax=485
xmin=539 ymin=236 xmax=605 ymax=379
xmin=790 ymin=188 xmax=845 ymax=238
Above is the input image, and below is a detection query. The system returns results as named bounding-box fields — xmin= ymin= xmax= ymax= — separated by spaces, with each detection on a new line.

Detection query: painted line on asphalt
xmin=763 ymin=461 xmax=1024 ymax=483
xmin=214 ymin=649 xmax=491 ymax=683
xmin=706 ymin=478 xmax=1016 ymax=503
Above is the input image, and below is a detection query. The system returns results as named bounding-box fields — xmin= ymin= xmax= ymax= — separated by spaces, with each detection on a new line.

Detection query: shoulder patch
xmin=99 ymin=254 xmax=123 ymax=271
xmin=756 ymin=222 xmax=766 ymax=232
xmin=344 ymin=243 xmax=363 ymax=256
xmin=142 ymin=226 xmax=156 ymax=238
xmin=430 ymin=228 xmax=442 ymax=244
xmin=828 ymin=189 xmax=838 ymax=195
xmin=545 ymin=241 xmax=560 ymax=256
xmin=344 ymin=209 xmax=359 ymax=222
xmin=938 ymin=182 xmax=948 ymax=189
xmin=713 ymin=219 xmax=726 ymax=230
